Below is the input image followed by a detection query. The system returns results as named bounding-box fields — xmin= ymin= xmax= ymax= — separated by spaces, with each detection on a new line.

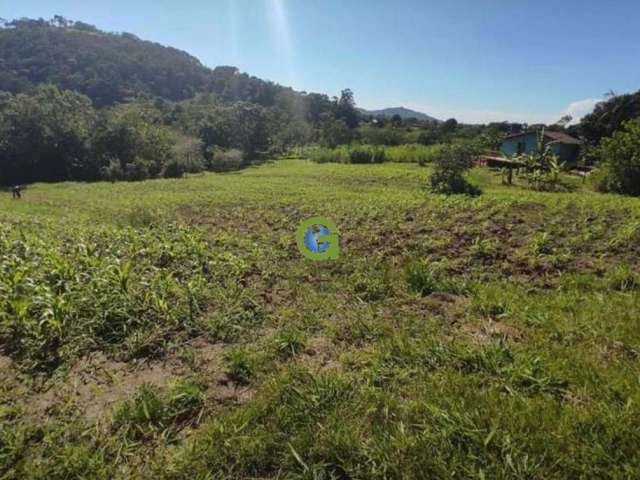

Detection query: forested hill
xmin=0 ymin=17 xmax=289 ymax=107
xmin=0 ymin=17 xmax=360 ymax=186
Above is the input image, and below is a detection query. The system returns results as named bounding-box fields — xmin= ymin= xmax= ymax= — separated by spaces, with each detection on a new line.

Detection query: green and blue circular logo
xmin=296 ymin=217 xmax=340 ymax=261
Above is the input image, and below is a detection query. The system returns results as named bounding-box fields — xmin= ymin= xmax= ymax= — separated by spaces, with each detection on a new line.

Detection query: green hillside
xmin=0 ymin=17 xmax=289 ymax=107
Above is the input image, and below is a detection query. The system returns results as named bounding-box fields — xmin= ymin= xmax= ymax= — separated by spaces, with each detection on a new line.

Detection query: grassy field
xmin=1 ymin=159 xmax=639 ymax=479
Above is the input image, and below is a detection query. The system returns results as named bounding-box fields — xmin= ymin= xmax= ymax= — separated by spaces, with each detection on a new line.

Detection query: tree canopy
xmin=578 ymin=91 xmax=640 ymax=144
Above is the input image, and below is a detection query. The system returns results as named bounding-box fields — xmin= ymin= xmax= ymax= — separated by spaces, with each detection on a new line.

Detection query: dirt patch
xmin=24 ymin=352 xmax=180 ymax=420
xmin=23 ymin=339 xmax=251 ymax=422
xmin=458 ymin=320 xmax=525 ymax=344
xmin=300 ymin=336 xmax=338 ymax=370
xmin=0 ymin=355 xmax=13 ymax=371
xmin=182 ymin=337 xmax=253 ymax=404
xmin=603 ymin=341 xmax=639 ymax=362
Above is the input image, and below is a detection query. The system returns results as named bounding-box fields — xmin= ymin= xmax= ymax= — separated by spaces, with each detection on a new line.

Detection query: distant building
xmin=499 ymin=130 xmax=582 ymax=164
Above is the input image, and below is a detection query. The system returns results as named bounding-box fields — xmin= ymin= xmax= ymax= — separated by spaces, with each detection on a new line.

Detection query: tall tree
xmin=334 ymin=89 xmax=360 ymax=129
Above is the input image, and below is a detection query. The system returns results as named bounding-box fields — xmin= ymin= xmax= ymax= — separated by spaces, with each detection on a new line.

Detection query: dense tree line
xmin=574 ymin=90 xmax=640 ymax=145
xmin=0 ymin=84 xmax=363 ymax=184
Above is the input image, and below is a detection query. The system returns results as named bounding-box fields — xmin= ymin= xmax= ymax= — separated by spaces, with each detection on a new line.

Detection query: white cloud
xmin=560 ymin=98 xmax=601 ymax=125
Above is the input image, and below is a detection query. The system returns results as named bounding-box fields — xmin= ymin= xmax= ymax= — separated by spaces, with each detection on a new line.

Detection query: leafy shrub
xmin=309 ymin=144 xmax=442 ymax=165
xmin=357 ymin=126 xmax=404 ymax=146
xmin=163 ymin=158 xmax=188 ymax=178
xmin=307 ymin=146 xmax=348 ymax=164
xmin=428 ymin=143 xmax=481 ymax=195
xmin=124 ymin=157 xmax=152 ymax=182
xmin=348 ymin=145 xmax=386 ymax=164
xmin=594 ymin=118 xmax=640 ymax=196
xmin=588 ymin=167 xmax=609 ymax=192
xmin=100 ymin=158 xmax=124 ymax=182
xmin=308 ymin=145 xmax=385 ymax=164
xmin=172 ymin=134 xmax=206 ymax=174
xmin=207 ymin=148 xmax=244 ymax=172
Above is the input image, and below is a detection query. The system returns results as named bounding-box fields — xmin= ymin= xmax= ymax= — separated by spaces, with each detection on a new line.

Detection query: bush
xmin=348 ymin=145 xmax=386 ymax=164
xmin=307 ymin=144 xmax=460 ymax=166
xmin=163 ymin=158 xmax=187 ymax=178
xmin=428 ymin=143 xmax=481 ymax=195
xmin=162 ymin=154 xmax=205 ymax=178
xmin=100 ymin=158 xmax=124 ymax=182
xmin=386 ymin=144 xmax=445 ymax=164
xmin=307 ymin=146 xmax=348 ymax=164
xmin=594 ymin=118 xmax=640 ymax=196
xmin=207 ymin=148 xmax=244 ymax=172
xmin=588 ymin=167 xmax=609 ymax=193
xmin=308 ymin=145 xmax=385 ymax=164
xmin=124 ymin=157 xmax=152 ymax=181
xmin=357 ymin=126 xmax=404 ymax=146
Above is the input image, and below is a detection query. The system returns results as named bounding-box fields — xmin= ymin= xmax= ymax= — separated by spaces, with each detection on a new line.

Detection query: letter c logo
xmin=296 ymin=217 xmax=340 ymax=261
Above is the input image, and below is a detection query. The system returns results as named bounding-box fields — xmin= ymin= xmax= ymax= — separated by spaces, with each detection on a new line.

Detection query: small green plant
xmin=470 ymin=236 xmax=497 ymax=259
xmin=168 ymin=379 xmax=206 ymax=425
xmin=607 ymin=266 xmax=640 ymax=291
xmin=274 ymin=329 xmax=306 ymax=358
xmin=404 ymin=259 xmax=466 ymax=295
xmin=224 ymin=349 xmax=255 ymax=385
xmin=113 ymin=384 xmax=169 ymax=441
xmin=517 ymin=129 xmax=567 ymax=191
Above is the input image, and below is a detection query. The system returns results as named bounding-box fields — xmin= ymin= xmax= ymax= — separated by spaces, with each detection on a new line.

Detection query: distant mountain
xmin=358 ymin=106 xmax=439 ymax=122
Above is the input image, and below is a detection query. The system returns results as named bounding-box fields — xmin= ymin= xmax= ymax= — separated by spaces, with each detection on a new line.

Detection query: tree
xmin=440 ymin=118 xmax=459 ymax=134
xmin=321 ymin=119 xmax=352 ymax=148
xmin=428 ymin=143 xmax=481 ymax=195
xmin=334 ymin=89 xmax=359 ymax=129
xmin=554 ymin=115 xmax=573 ymax=128
xmin=579 ymin=90 xmax=640 ymax=144
xmin=594 ymin=118 xmax=640 ymax=196
xmin=92 ymin=103 xmax=174 ymax=181
xmin=198 ymin=102 xmax=270 ymax=160
xmin=391 ymin=114 xmax=403 ymax=127
xmin=0 ymin=85 xmax=95 ymax=185
xmin=51 ymin=15 xmax=70 ymax=28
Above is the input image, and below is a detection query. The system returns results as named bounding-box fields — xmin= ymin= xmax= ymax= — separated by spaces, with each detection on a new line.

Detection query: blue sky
xmin=3 ymin=0 xmax=640 ymax=123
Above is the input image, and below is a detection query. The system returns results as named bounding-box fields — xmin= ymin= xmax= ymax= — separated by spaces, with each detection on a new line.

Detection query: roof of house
xmin=501 ymin=130 xmax=581 ymax=145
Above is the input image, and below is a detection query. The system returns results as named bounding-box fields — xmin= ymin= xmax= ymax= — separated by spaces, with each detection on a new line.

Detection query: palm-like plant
xmin=516 ymin=128 xmax=565 ymax=191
